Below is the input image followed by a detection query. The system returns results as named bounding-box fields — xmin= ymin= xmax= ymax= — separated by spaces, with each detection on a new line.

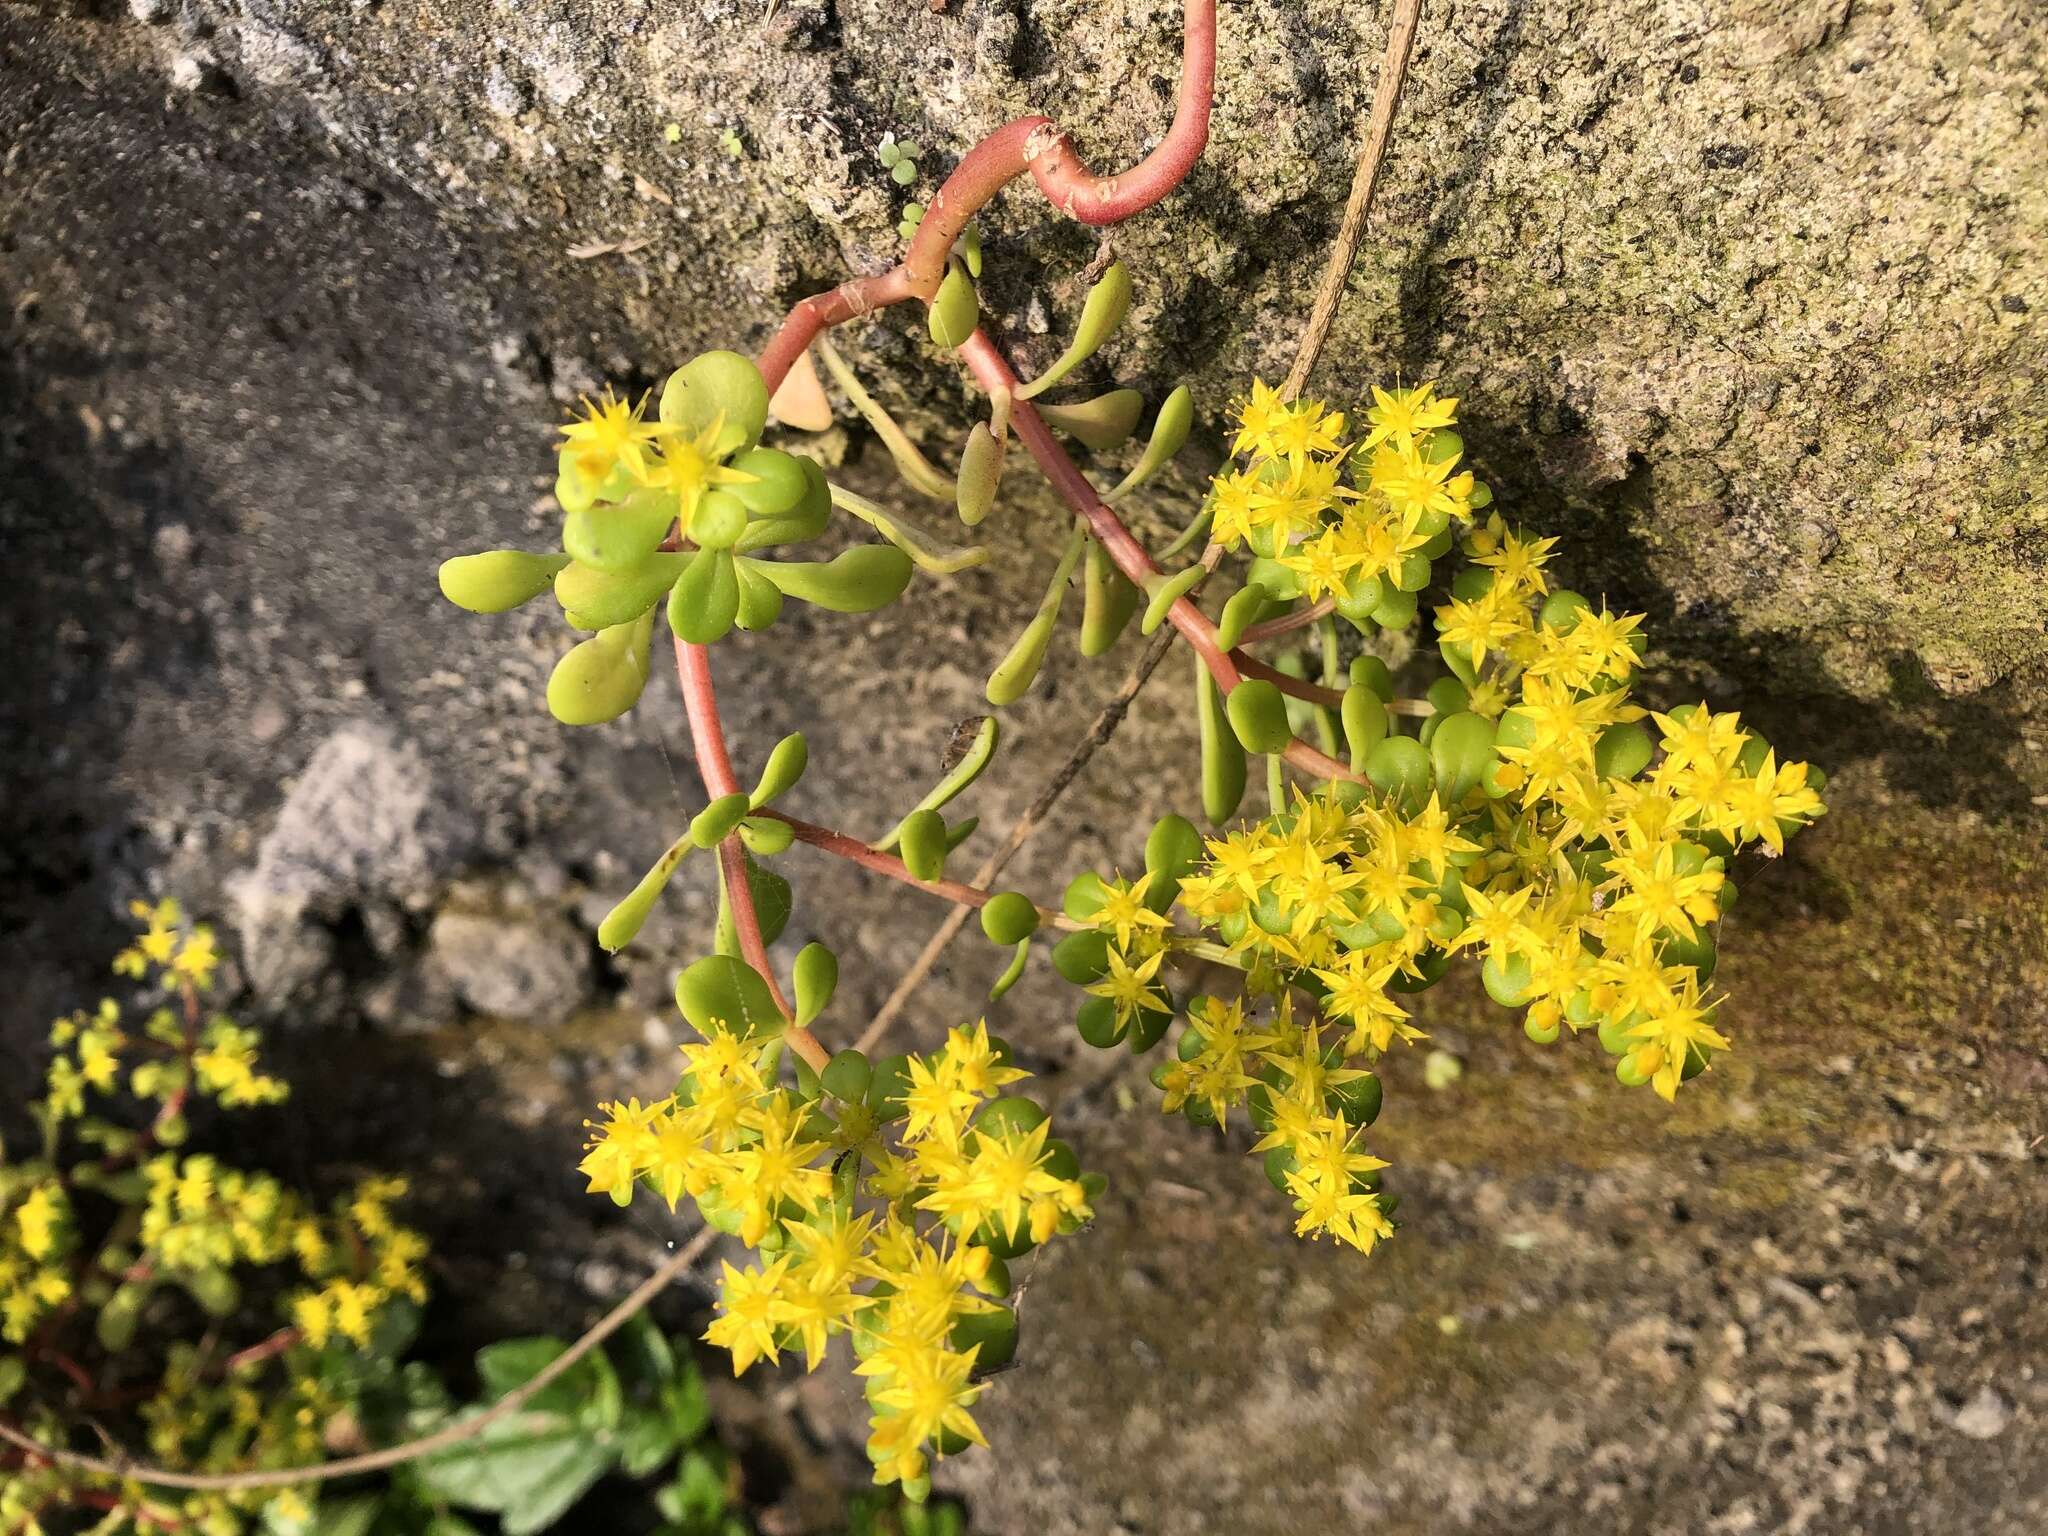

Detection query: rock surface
xmin=2 ymin=2 xmax=2045 ymax=1533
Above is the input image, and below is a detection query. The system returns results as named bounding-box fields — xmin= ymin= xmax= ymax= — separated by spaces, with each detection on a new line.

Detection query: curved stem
xmin=759 ymin=0 xmax=1216 ymax=394
xmin=1233 ymin=652 xmax=1346 ymax=709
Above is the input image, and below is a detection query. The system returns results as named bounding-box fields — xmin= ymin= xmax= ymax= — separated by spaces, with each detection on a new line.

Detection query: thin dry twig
xmin=1281 ymin=0 xmax=1426 ymax=400
xmin=0 ymin=1226 xmax=717 ymax=1493
xmin=854 ymin=625 xmax=1178 ymax=1055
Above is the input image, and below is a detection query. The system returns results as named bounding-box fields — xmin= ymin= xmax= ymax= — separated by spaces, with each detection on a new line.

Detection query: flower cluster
xmin=1161 ymin=994 xmax=1393 ymax=1252
xmin=1052 ymin=378 xmax=1826 ymax=1254
xmin=1208 ymin=380 xmax=1485 ymax=627
xmin=581 ymin=1015 xmax=1097 ymax=1492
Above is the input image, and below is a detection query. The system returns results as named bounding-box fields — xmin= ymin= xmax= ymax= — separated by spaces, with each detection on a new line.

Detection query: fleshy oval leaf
xmin=1429 ymin=711 xmax=1497 ymax=801
xmin=1107 ymin=384 xmax=1194 ymax=500
xmin=980 ymin=891 xmax=1041 ymax=946
xmin=985 ymin=609 xmax=1057 ymax=707
xmin=597 ymin=832 xmax=694 ymax=953
xmin=689 ymin=792 xmax=753 ymax=849
xmin=556 ymin=552 xmax=689 ymax=631
xmin=749 ymin=733 xmax=809 ymax=808
xmin=1341 ymin=685 xmax=1390 ymax=770
xmin=727 ymin=448 xmax=810 ymax=516
xmin=1079 ymin=540 xmax=1141 ymax=657
xmin=562 ymin=489 xmax=679 ymax=573
xmin=439 ymin=551 xmax=572 ymax=614
xmin=1224 ymin=678 xmax=1291 ymax=754
xmin=674 ymin=955 xmax=785 ymax=1040
xmin=1140 ymin=565 xmax=1205 ymax=636
xmin=546 ymin=610 xmax=656 ymax=726
xmin=956 ymin=423 xmax=1004 ymax=528
xmin=1196 ymin=657 xmax=1246 ymax=824
xmin=1015 ymin=260 xmax=1132 ymax=401
xmin=898 ymin=809 xmax=948 ymax=882
xmin=668 ymin=547 xmax=741 ymax=644
xmin=659 ymin=350 xmax=769 ymax=457
xmin=928 ymin=263 xmax=980 ymax=351
xmin=793 ymin=942 xmax=838 ymax=1028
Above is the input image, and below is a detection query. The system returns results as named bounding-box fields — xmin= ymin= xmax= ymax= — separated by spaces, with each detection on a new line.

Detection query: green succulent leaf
xmin=988 ymin=938 xmax=1030 ymax=1003
xmin=562 ymin=489 xmax=678 ymax=573
xmin=1349 ymin=654 xmax=1395 ymax=701
xmin=547 ymin=610 xmax=656 ymax=726
xmin=1365 ymin=734 xmax=1432 ymax=811
xmin=735 ymin=456 xmax=833 ymax=552
xmin=877 ymin=716 xmax=999 ymax=850
xmin=928 ymin=262 xmax=980 ymax=350
xmin=597 ymin=832 xmax=695 ymax=953
xmin=1341 ymin=685 xmax=1390 ymax=770
xmin=1036 ymin=389 xmax=1144 ymax=452
xmin=738 ymin=815 xmax=795 ymax=855
xmin=675 ymin=955 xmax=785 ymax=1040
xmin=898 ymin=809 xmax=949 ymax=882
xmin=1140 ymin=565 xmax=1205 ymax=636
xmin=1225 ymin=678 xmax=1292 ymax=754
xmin=668 ymin=547 xmax=741 ymax=644
xmin=726 ymin=447 xmax=810 ymax=516
xmin=555 ymin=552 xmax=689 ymax=631
xmin=748 ymin=546 xmax=913 ymax=612
xmin=733 ymin=557 xmax=785 ymax=630
xmin=979 ymin=891 xmax=1040 ymax=946
xmin=749 ymin=735 xmax=809 ymax=809
xmin=829 ymin=483 xmax=990 ymax=575
xmin=689 ymin=793 xmax=753 ymax=849
xmin=1214 ymin=584 xmax=1271 ymax=651
xmin=955 ymin=423 xmax=1004 ymax=528
xmin=986 ymin=611 xmax=1057 ymax=706
xmin=440 ymin=551 xmax=573 ymax=614
xmin=659 ymin=350 xmax=769 ymax=458
xmin=1107 ymin=384 xmax=1195 ymax=500
xmin=1429 ymin=711 xmax=1497 ymax=801
xmin=1079 ymin=540 xmax=1142 ymax=657
xmin=1196 ymin=656 xmax=1247 ymax=824
xmin=1144 ymin=815 xmax=1203 ymax=886
xmin=793 ymin=942 xmax=838 ymax=1028
xmin=1016 ymin=260 xmax=1132 ymax=401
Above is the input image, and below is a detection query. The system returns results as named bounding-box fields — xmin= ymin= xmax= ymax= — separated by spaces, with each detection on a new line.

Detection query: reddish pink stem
xmin=758 ymin=0 xmax=1216 ymax=394
xmin=673 ymin=637 xmax=802 ymax=1027
xmin=761 ymin=811 xmax=1074 ymax=929
xmin=956 ymin=330 xmax=1362 ymax=785
xmin=1242 ymin=596 xmax=1337 ymax=644
xmin=219 ymin=1328 xmax=298 ymax=1376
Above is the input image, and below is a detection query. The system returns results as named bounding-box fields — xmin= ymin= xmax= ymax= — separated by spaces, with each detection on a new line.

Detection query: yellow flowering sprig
xmin=2 ymin=902 xmax=432 ymax=1535
xmin=579 ymin=1015 xmax=1098 ymax=1495
xmin=1048 ymin=377 xmax=1826 ymax=1257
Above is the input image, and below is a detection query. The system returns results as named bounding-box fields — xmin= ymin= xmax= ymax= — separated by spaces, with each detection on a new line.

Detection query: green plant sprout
xmin=877 ymin=133 xmax=921 ymax=187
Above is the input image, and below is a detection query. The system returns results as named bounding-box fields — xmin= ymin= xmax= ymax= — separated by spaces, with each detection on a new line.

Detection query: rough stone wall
xmin=2 ymin=1 xmax=2045 ymax=1532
